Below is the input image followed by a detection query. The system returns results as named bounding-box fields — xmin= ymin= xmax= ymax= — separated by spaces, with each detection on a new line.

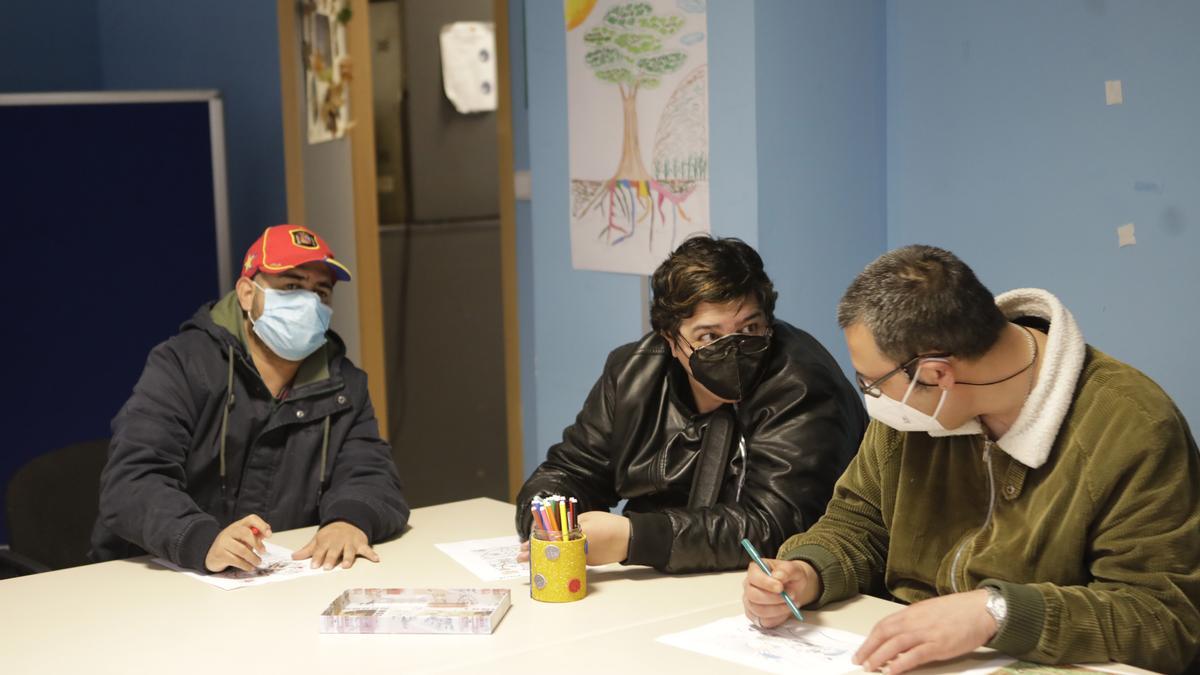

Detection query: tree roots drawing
xmin=570 ymin=3 xmax=707 ymax=254
xmin=575 ymin=177 xmax=696 ymax=248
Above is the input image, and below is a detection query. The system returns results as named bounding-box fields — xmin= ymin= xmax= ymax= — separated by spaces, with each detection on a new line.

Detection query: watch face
xmin=986 ymin=590 xmax=1008 ymax=624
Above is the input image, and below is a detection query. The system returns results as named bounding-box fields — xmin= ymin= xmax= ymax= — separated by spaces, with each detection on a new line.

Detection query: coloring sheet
xmin=435 ymin=535 xmax=528 ymax=581
xmin=659 ymin=615 xmax=1021 ymax=675
xmin=658 ymin=615 xmax=863 ymax=675
xmin=153 ymin=541 xmax=335 ymax=590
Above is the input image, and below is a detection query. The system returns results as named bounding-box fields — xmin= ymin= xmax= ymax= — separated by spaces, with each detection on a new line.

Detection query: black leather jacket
xmin=516 ymin=321 xmax=867 ymax=573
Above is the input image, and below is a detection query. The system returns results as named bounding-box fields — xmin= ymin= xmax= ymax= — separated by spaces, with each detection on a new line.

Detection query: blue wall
xmin=516 ymin=0 xmax=886 ymax=478
xmin=0 ymin=0 xmax=101 ymax=92
xmin=887 ymin=0 xmax=1200 ymax=422
xmin=756 ymin=0 xmax=887 ymax=371
xmin=0 ymin=1 xmax=287 ymax=270
xmin=96 ymin=0 xmax=288 ymax=258
xmin=516 ymin=0 xmax=1200 ymax=478
xmin=1 ymin=2 xmax=289 ymax=544
xmin=523 ymin=2 xmax=646 ymax=476
xmin=708 ymin=1 xmax=760 ymax=247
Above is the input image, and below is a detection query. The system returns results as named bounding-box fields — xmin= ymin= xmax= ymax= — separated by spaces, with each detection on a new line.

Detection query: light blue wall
xmin=523 ymin=3 xmax=645 ymax=477
xmin=887 ymin=0 xmax=1200 ymax=422
xmin=708 ymin=0 xmax=759 ymax=246
xmin=516 ymin=1 xmax=884 ymax=478
xmin=95 ymin=1 xmax=288 ymax=259
xmin=0 ymin=0 xmax=101 ymax=92
xmin=756 ymin=0 xmax=887 ymax=373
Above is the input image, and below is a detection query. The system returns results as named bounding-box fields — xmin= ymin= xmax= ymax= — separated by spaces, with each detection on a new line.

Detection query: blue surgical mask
xmin=249 ymin=281 xmax=333 ymax=362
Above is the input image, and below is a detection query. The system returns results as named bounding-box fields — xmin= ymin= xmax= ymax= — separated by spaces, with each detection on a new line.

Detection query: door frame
xmin=495 ymin=0 xmax=525 ymax=501
xmin=276 ymin=0 xmax=391 ymax=436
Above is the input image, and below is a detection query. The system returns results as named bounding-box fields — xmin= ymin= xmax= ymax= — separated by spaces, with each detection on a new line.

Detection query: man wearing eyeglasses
xmin=742 ymin=245 xmax=1200 ymax=673
xmin=514 ymin=236 xmax=868 ymax=573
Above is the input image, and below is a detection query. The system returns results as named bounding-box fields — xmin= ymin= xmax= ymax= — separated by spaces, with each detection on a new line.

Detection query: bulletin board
xmin=0 ymin=91 xmax=230 ymax=544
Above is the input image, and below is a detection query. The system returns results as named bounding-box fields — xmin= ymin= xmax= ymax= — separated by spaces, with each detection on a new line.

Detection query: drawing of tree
xmin=573 ymin=1 xmax=700 ymax=248
xmin=583 ymin=2 xmax=686 ymax=183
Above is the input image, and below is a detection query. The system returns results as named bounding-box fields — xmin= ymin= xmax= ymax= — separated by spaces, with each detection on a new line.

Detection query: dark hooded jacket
xmin=515 ymin=321 xmax=867 ymax=573
xmin=90 ymin=292 xmax=409 ymax=572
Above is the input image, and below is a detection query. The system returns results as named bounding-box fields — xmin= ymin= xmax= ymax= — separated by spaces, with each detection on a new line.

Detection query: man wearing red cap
xmin=91 ymin=225 xmax=409 ymax=574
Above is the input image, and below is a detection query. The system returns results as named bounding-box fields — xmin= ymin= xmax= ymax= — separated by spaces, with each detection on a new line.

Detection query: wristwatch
xmin=984 ymin=586 xmax=1008 ymax=633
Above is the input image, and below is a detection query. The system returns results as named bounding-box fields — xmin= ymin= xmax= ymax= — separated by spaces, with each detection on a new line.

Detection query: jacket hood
xmin=993 ymin=288 xmax=1087 ymax=469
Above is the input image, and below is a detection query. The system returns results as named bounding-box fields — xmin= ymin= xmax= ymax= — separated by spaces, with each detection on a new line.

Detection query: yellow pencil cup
xmin=529 ymin=527 xmax=587 ymax=603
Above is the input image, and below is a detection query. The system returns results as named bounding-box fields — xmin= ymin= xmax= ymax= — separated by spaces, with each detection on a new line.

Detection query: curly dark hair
xmin=650 ymin=236 xmax=778 ymax=336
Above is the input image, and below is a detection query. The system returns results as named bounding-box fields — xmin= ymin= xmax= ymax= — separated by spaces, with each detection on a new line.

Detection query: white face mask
xmin=863 ymin=359 xmax=983 ymax=437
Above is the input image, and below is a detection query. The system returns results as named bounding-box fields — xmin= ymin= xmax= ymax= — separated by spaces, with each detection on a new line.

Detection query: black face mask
xmin=682 ymin=331 xmax=772 ymax=401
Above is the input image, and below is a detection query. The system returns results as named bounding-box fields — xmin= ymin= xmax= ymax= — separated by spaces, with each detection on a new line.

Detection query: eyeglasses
xmin=856 ymin=352 xmax=949 ymax=398
xmin=678 ymin=329 xmax=772 ymax=363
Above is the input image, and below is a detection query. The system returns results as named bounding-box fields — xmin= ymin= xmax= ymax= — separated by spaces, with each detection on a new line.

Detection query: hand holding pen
xmin=741 ymin=538 xmax=822 ymax=628
xmin=204 ymin=514 xmax=272 ymax=573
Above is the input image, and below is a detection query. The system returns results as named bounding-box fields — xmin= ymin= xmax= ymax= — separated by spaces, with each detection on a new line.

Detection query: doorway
xmin=369 ymin=0 xmax=508 ymax=507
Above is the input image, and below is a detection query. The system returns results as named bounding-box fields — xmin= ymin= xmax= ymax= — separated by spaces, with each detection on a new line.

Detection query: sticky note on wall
xmin=1105 ymin=80 xmax=1123 ymax=105
xmin=513 ymin=170 xmax=532 ymax=201
xmin=1117 ymin=223 xmax=1136 ymax=247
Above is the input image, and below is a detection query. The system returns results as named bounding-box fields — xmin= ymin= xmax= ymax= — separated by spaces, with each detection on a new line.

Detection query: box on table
xmin=319 ymin=587 xmax=511 ymax=635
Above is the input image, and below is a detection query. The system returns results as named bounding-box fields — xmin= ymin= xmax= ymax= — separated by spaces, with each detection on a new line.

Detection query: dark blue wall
xmin=3 ymin=100 xmax=223 ymax=546
xmin=96 ymin=0 xmax=288 ymax=259
xmin=1 ymin=2 xmax=287 ymax=547
xmin=0 ymin=0 xmax=101 ymax=92
xmin=0 ymin=0 xmax=287 ymax=277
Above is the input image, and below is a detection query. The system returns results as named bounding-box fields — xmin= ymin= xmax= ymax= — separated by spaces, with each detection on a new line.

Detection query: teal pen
xmin=740 ymin=537 xmax=804 ymax=622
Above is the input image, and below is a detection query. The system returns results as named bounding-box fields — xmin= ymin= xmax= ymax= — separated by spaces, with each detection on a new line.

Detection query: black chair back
xmin=5 ymin=439 xmax=109 ymax=571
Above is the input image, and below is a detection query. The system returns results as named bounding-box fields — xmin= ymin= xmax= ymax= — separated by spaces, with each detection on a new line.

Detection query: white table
xmin=0 ymin=498 xmax=1151 ymax=674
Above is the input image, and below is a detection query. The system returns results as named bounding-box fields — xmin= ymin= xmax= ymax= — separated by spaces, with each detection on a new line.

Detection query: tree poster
xmin=566 ymin=0 xmax=711 ymax=275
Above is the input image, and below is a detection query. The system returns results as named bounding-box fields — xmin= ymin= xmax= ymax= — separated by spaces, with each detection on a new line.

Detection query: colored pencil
xmin=741 ymin=538 xmax=804 ymax=622
xmin=530 ymin=502 xmax=547 ymax=534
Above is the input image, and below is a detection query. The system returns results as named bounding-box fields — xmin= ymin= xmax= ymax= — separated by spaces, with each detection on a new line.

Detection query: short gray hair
xmin=837 ymin=245 xmax=1007 ymax=363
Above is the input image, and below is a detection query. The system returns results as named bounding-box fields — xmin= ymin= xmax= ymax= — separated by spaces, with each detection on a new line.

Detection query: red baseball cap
xmin=240 ymin=225 xmax=352 ymax=282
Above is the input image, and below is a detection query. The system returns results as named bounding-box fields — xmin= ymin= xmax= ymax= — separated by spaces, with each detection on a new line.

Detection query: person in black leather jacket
xmin=515 ymin=236 xmax=867 ymax=573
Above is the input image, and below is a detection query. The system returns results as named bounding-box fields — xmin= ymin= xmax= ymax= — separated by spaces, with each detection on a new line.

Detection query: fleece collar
xmin=993 ymin=288 xmax=1087 ymax=468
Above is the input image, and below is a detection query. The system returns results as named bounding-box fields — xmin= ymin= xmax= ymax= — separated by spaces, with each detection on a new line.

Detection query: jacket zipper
xmin=949 ymin=438 xmax=997 ymax=593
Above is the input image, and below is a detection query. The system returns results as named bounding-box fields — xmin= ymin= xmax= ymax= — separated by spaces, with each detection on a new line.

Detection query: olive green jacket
xmin=779 ymin=291 xmax=1200 ymax=673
